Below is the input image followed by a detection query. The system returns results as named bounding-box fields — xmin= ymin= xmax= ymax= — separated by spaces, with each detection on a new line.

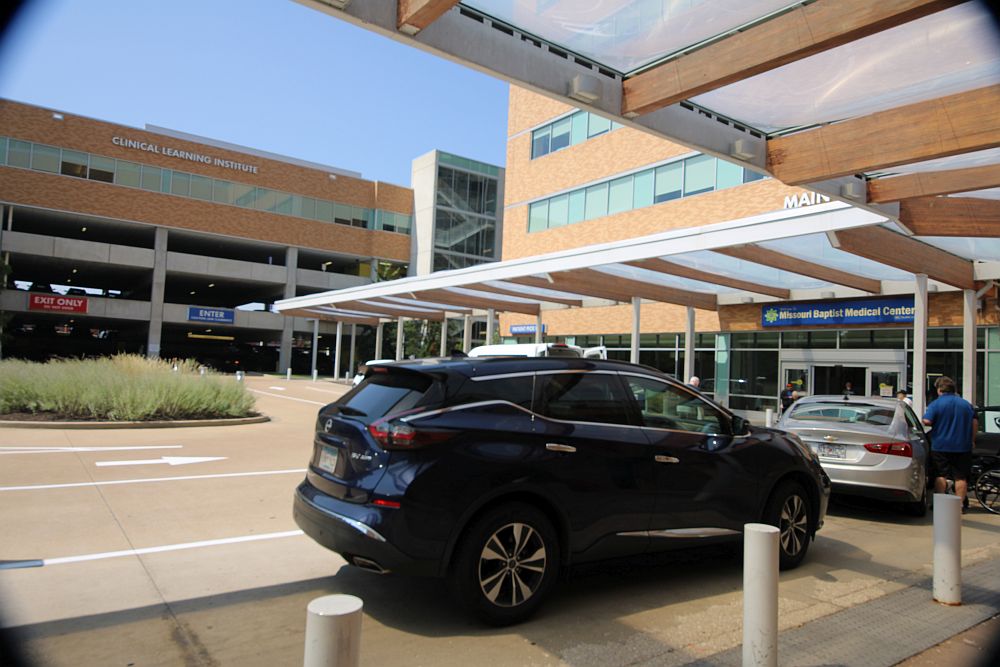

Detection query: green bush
xmin=0 ymin=355 xmax=257 ymax=421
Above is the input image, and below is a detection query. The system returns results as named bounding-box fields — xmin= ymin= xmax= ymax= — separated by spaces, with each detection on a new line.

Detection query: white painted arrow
xmin=96 ymin=456 xmax=227 ymax=468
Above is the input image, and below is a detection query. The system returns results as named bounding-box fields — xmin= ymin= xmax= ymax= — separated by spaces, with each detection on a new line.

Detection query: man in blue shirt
xmin=922 ymin=376 xmax=978 ymax=511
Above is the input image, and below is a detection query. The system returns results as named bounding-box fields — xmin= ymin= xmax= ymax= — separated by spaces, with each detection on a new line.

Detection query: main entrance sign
xmin=762 ymin=297 xmax=915 ymax=327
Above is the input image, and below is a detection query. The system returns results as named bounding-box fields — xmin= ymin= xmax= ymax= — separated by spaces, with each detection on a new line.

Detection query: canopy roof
xmin=280 ymin=0 xmax=1000 ymax=323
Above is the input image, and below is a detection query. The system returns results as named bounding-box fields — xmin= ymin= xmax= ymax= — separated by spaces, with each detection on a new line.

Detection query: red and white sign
xmin=29 ymin=294 xmax=89 ymax=313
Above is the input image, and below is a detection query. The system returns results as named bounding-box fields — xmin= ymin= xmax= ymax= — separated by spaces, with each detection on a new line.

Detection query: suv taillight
xmin=864 ymin=442 xmax=913 ymax=457
xmin=367 ymin=416 xmax=455 ymax=450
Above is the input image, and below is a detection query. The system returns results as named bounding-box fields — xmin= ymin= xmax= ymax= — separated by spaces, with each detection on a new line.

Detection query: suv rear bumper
xmin=293 ymin=481 xmax=439 ymax=577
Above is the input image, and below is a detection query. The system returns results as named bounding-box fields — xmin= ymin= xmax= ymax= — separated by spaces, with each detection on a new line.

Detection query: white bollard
xmin=933 ymin=493 xmax=962 ymax=605
xmin=286 ymin=368 xmax=292 ymax=381
xmin=312 ymin=369 xmax=318 ymax=382
xmin=304 ymin=595 xmax=363 ymax=667
xmin=765 ymin=408 xmax=774 ymax=427
xmin=743 ymin=523 xmax=779 ymax=667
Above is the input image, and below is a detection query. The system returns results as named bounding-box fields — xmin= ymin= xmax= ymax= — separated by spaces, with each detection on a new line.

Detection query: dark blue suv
xmin=294 ymin=357 xmax=830 ymax=625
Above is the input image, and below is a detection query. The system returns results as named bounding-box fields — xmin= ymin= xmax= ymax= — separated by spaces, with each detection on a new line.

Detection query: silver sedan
xmin=777 ymin=395 xmax=930 ymax=516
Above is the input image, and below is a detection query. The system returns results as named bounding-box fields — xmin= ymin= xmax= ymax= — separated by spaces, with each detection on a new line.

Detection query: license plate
xmin=817 ymin=443 xmax=846 ymax=459
xmin=317 ymin=445 xmax=339 ymax=474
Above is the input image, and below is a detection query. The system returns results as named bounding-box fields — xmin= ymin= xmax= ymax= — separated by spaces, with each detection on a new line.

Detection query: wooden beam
xmin=510 ymin=269 xmax=718 ymax=310
xmin=397 ymin=0 xmax=460 ymax=34
xmin=713 ymin=245 xmax=882 ymax=294
xmin=868 ymin=164 xmax=1000 ymax=203
xmin=625 ymin=258 xmax=791 ymax=299
xmin=830 ymin=226 xmax=975 ymax=289
xmin=408 ymin=289 xmax=541 ymax=316
xmin=768 ymin=85 xmax=1000 ymax=185
xmin=335 ymin=300 xmax=446 ymax=321
xmin=467 ymin=282 xmax=583 ymax=307
xmin=899 ymin=197 xmax=1000 ymax=236
xmin=622 ymin=0 xmax=959 ymax=117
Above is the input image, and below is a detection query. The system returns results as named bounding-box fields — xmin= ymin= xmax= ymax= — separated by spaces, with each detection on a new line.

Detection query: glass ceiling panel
xmin=664 ymin=250 xmax=828 ymax=289
xmin=950 ymin=188 xmax=1000 ymax=200
xmin=918 ymin=238 xmax=1000 ymax=262
xmin=692 ymin=3 xmax=1000 ymax=133
xmin=595 ymin=264 xmax=737 ymax=294
xmin=866 ymin=148 xmax=1000 ymax=178
xmin=462 ymin=0 xmax=798 ymax=74
xmin=760 ymin=234 xmax=912 ymax=280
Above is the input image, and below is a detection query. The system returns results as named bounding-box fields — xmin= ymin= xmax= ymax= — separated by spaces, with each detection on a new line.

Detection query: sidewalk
xmin=681 ymin=557 xmax=1000 ymax=667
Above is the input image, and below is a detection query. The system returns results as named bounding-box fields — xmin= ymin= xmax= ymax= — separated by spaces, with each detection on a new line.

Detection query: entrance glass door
xmin=870 ymin=369 xmax=902 ymax=398
xmin=813 ymin=365 xmax=866 ymax=396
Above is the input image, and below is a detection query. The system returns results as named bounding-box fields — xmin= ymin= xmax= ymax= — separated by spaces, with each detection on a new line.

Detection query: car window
xmin=341 ymin=371 xmax=432 ymax=421
xmin=536 ymin=372 xmax=631 ymax=425
xmin=453 ymin=375 xmax=535 ymax=409
xmin=787 ymin=403 xmax=894 ymax=425
xmin=625 ymin=375 xmax=724 ymax=435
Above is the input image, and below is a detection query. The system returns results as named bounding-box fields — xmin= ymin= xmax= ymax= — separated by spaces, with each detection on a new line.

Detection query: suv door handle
xmin=655 ymin=455 xmax=680 ymax=464
xmin=546 ymin=443 xmax=576 ymax=453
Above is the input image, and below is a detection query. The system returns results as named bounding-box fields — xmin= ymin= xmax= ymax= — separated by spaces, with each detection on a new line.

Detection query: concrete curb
xmin=0 ymin=414 xmax=271 ymax=429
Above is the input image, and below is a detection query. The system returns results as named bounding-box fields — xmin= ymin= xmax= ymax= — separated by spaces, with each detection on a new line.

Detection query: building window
xmin=531 ymin=109 xmax=623 ymax=160
xmin=7 ymin=139 xmax=31 ymax=168
xmin=116 ymin=160 xmax=141 ymax=188
xmin=30 ymin=144 xmax=60 ymax=173
xmin=57 ymin=149 xmax=87 ymax=178
xmin=88 ymin=155 xmax=115 ymax=183
xmin=526 ymin=151 xmax=768 ymax=233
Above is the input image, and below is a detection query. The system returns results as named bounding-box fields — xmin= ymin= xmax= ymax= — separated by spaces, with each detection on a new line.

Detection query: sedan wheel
xmin=449 ymin=503 xmax=559 ymax=625
xmin=764 ymin=481 xmax=812 ymax=570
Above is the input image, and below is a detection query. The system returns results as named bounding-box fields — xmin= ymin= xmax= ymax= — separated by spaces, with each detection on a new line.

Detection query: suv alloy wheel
xmin=448 ymin=502 xmax=560 ymax=626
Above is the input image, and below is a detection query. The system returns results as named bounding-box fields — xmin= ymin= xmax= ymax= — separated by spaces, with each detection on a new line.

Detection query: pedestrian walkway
xmin=684 ymin=557 xmax=1000 ymax=667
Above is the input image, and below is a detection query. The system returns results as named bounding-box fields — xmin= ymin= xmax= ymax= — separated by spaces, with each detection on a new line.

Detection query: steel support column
xmin=684 ymin=306 xmax=696 ymax=383
xmin=395 ymin=317 xmax=405 ymax=361
xmin=963 ymin=289 xmax=977 ymax=404
xmin=631 ymin=297 xmax=640 ymax=364
xmin=913 ymin=274 xmax=929 ymax=417
xmin=311 ymin=319 xmax=319 ymax=377
xmin=333 ymin=320 xmax=343 ymax=380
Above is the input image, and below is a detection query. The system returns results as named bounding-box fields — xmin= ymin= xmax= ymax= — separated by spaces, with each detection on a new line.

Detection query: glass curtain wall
xmin=506 ymin=326 xmax=999 ymax=410
xmin=434 ymin=161 xmax=500 ymax=271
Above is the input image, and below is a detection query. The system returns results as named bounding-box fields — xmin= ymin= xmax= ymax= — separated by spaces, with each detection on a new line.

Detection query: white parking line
xmin=249 ymin=389 xmax=326 ymax=405
xmin=0 ymin=445 xmax=183 ymax=455
xmin=42 ymin=530 xmax=306 ymax=566
xmin=0 ymin=468 xmax=307 ymax=492
xmin=305 ymin=386 xmax=346 ymax=395
xmin=268 ymin=386 xmax=287 ymax=391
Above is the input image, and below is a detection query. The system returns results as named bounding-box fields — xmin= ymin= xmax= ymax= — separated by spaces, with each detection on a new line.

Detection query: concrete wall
xmin=2 ymin=230 xmax=155 ymax=268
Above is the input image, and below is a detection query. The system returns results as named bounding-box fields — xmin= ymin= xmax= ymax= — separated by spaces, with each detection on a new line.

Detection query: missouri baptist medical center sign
xmin=762 ymin=297 xmax=915 ymax=327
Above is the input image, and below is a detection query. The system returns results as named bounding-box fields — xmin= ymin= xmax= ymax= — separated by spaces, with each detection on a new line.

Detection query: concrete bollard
xmin=743 ymin=523 xmax=779 ymax=667
xmin=286 ymin=368 xmax=292 ymax=381
xmin=304 ymin=594 xmax=363 ymax=667
xmin=765 ymin=408 xmax=774 ymax=428
xmin=235 ymin=370 xmax=244 ymax=382
xmin=933 ymin=493 xmax=962 ymax=605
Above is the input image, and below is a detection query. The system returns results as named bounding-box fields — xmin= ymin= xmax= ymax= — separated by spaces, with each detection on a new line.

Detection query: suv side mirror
xmin=732 ymin=415 xmax=752 ymax=436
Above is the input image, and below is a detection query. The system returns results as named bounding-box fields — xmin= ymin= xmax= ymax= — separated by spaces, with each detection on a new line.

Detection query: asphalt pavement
xmin=0 ymin=374 xmax=997 ymax=666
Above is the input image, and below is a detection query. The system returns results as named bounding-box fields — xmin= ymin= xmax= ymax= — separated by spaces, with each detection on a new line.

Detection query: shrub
xmin=0 ymin=355 xmax=257 ymax=421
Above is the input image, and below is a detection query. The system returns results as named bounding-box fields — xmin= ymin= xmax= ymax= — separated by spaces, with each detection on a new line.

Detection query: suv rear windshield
xmin=340 ymin=372 xmax=432 ymax=421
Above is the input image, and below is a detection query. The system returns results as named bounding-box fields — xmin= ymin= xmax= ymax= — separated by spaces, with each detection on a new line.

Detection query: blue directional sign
xmin=187 ymin=306 xmax=235 ymax=324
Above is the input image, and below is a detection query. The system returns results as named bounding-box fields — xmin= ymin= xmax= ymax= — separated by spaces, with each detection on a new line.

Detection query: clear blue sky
xmin=0 ymin=0 xmax=510 ymax=187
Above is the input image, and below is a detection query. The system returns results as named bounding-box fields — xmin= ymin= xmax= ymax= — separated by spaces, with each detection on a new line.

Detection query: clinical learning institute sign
xmin=762 ymin=297 xmax=915 ymax=328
